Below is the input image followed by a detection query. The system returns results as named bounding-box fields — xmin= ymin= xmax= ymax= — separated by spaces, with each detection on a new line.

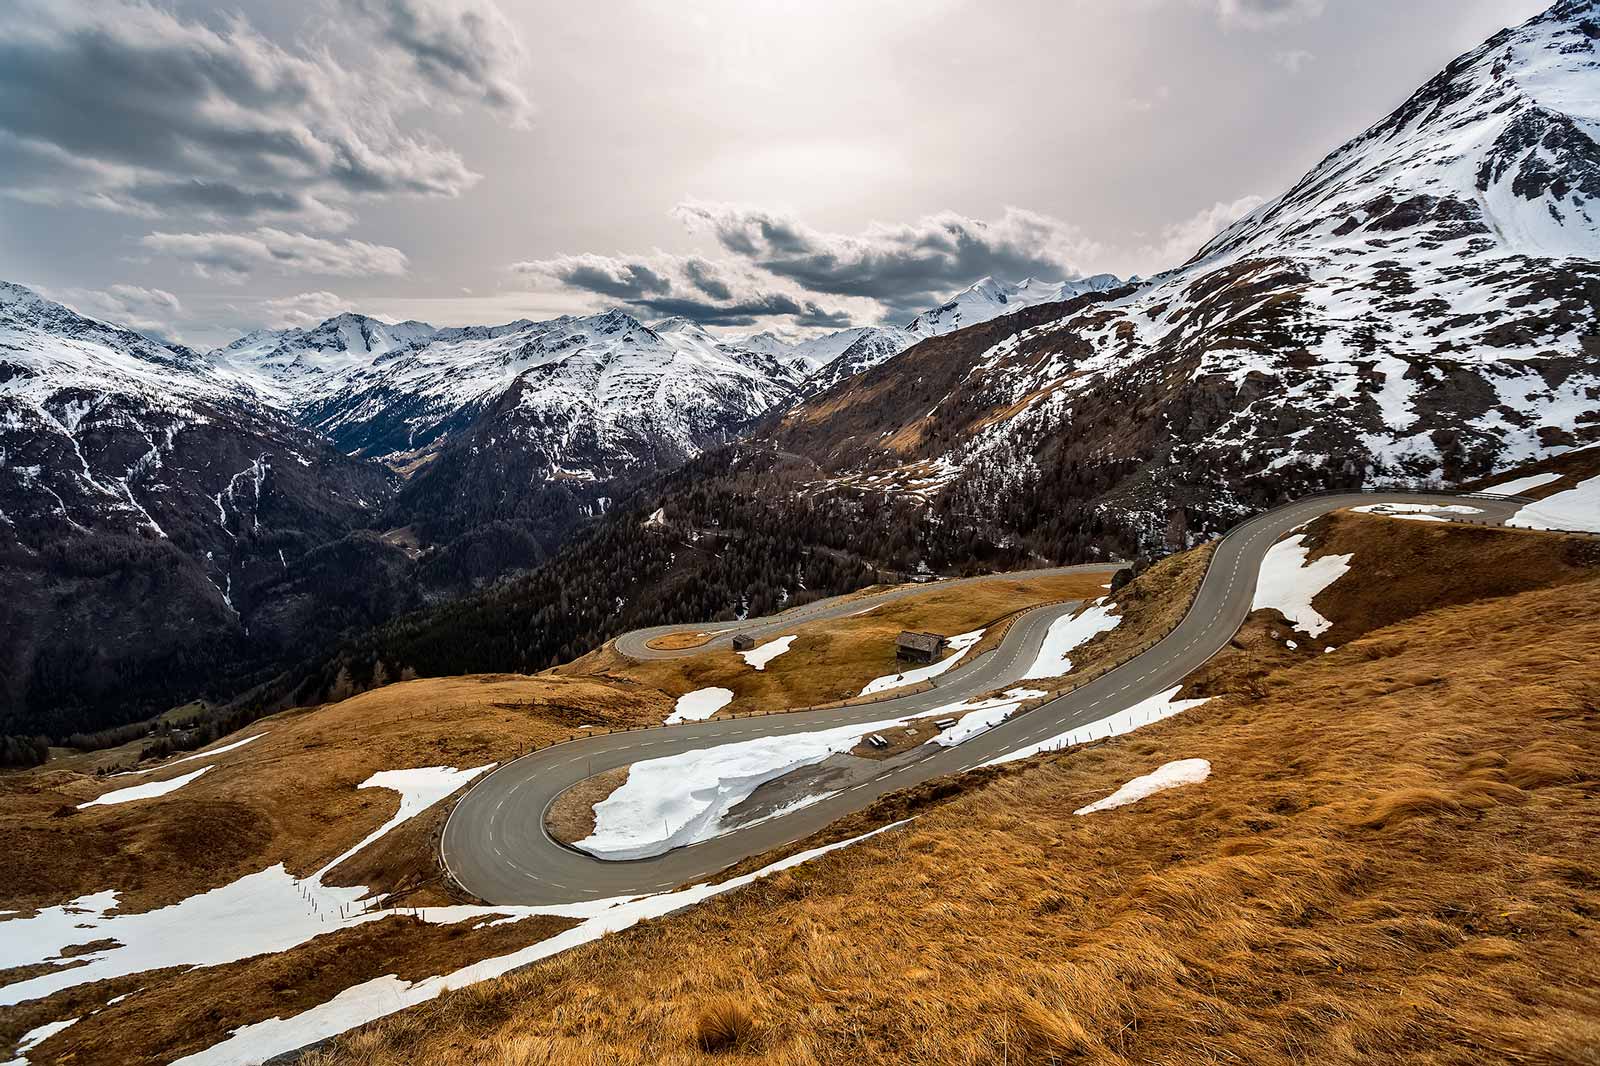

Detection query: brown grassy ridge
xmin=558 ymin=569 xmax=1116 ymax=716
xmin=305 ymin=554 xmax=1600 ymax=1066
xmin=0 ymin=674 xmax=675 ymax=916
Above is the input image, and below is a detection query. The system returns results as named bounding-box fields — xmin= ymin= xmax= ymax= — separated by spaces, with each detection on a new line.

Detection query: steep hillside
xmin=767 ymin=1 xmax=1600 ymax=553
xmin=274 ymin=519 xmax=1600 ymax=1066
xmin=0 ymin=284 xmax=396 ymax=737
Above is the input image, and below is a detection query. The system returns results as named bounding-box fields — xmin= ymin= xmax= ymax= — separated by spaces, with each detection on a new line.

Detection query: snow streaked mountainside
xmin=0 ymin=281 xmax=386 ymax=549
xmin=0 ymin=282 xmax=399 ymax=728
xmin=775 ymin=0 xmax=1600 ymax=549
xmin=737 ymin=274 xmax=1126 ymax=399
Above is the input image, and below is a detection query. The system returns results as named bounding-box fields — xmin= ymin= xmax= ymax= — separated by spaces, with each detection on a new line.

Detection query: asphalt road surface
xmin=443 ymin=492 xmax=1524 ymax=905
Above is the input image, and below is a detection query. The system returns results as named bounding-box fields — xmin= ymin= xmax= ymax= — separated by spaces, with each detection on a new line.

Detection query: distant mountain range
xmin=0 ymin=271 xmax=1120 ymax=731
xmin=4 ymin=1 xmax=1595 ymax=738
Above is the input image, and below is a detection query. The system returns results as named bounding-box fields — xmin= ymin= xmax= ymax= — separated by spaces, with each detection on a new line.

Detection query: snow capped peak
xmin=651 ymin=316 xmax=718 ymax=341
xmin=904 ymin=273 xmax=1124 ymax=338
xmin=1197 ymin=0 xmax=1600 ymax=265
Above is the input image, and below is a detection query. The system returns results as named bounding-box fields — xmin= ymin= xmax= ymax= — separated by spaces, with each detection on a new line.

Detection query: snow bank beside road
xmin=859 ymin=629 xmax=984 ymax=696
xmin=576 ymin=718 xmax=905 ymax=860
xmin=982 ymin=687 xmax=1211 ymax=767
xmin=1480 ymin=471 xmax=1562 ymax=496
xmin=1508 ymin=473 xmax=1600 ymax=533
xmin=928 ymin=688 xmax=1045 ymax=747
xmin=1075 ymin=759 xmax=1211 ymax=815
xmin=665 ymin=687 xmax=734 ymax=724
xmin=1250 ymin=533 xmax=1352 ymax=638
xmin=1024 ymin=600 xmax=1120 ymax=679
xmin=1350 ymin=502 xmax=1482 ymax=522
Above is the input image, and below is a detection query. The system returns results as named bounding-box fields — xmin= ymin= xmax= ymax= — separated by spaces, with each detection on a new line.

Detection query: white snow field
xmin=1023 ymin=600 xmax=1121 ymax=679
xmin=982 ymin=687 xmax=1212 ymax=768
xmin=166 ymin=821 xmax=912 ymax=1066
xmin=76 ymin=765 xmax=213 ymax=809
xmin=739 ymin=634 xmax=796 ymax=670
xmin=1 ymin=764 xmax=494 ymax=1013
xmin=1479 ymin=471 xmax=1563 ymax=496
xmin=1349 ymin=502 xmax=1483 ymax=523
xmin=928 ymin=689 xmax=1046 ymax=747
xmin=1250 ymin=533 xmax=1353 ymax=638
xmin=858 ymin=628 xmax=984 ymax=696
xmin=664 ymin=687 xmax=734 ymax=724
xmin=575 ymin=715 xmax=909 ymax=860
xmin=109 ymin=732 xmax=267 ymax=777
xmin=1508 ymin=474 xmax=1600 ymax=533
xmin=1074 ymin=759 xmax=1212 ymax=815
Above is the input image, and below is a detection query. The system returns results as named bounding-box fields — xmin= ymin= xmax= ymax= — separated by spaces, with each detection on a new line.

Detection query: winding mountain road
xmin=443 ymin=492 xmax=1523 ymax=905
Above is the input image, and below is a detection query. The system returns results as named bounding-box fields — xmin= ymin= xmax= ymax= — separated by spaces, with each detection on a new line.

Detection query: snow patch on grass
xmin=982 ymin=687 xmax=1211 ymax=768
xmin=576 ymin=717 xmax=905 ymax=860
xmin=664 ymin=687 xmax=734 ymax=725
xmin=1350 ymin=502 xmax=1481 ymax=518
xmin=1250 ymin=533 xmax=1352 ymax=638
xmin=1 ymin=764 xmax=494 ymax=1011
xmin=77 ymin=765 xmax=213 ymax=809
xmin=168 ymin=821 xmax=912 ymax=1066
xmin=109 ymin=733 xmax=267 ymax=777
xmin=859 ymin=629 xmax=984 ymax=696
xmin=1024 ymin=600 xmax=1120 ymax=679
xmin=739 ymin=635 xmax=795 ymax=670
xmin=1075 ymin=759 xmax=1212 ymax=815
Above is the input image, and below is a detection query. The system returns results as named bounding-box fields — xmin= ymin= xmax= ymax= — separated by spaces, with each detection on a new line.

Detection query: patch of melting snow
xmin=0 ymin=764 xmax=494 ymax=1014
xmin=4 ymin=1016 xmax=79 ymax=1066
xmin=110 ymin=732 xmax=267 ymax=777
xmin=982 ymin=686 xmax=1211 ymax=768
xmin=1508 ymin=473 xmax=1600 ymax=533
xmin=1250 ymin=533 xmax=1352 ymax=639
xmin=575 ymin=717 xmax=906 ymax=860
xmin=664 ymin=687 xmax=734 ymax=724
xmin=77 ymin=765 xmax=213 ymax=809
xmin=739 ymin=634 xmax=795 ymax=671
xmin=859 ymin=629 xmax=984 ymax=696
xmin=167 ymin=821 xmax=912 ymax=1066
xmin=1074 ymin=759 xmax=1212 ymax=815
xmin=1349 ymin=502 xmax=1482 ymax=519
xmin=928 ymin=689 xmax=1046 ymax=747
xmin=1478 ymin=471 xmax=1563 ymax=496
xmin=1024 ymin=600 xmax=1121 ymax=680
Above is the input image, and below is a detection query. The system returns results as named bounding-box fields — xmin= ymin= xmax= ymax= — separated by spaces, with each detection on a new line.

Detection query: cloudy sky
xmin=0 ymin=0 xmax=1548 ymax=348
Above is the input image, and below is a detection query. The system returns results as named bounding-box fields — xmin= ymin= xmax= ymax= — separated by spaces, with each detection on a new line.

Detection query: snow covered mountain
xmin=770 ymin=0 xmax=1600 ymax=550
xmin=902 ymin=274 xmax=1124 ymax=338
xmin=733 ymin=274 xmax=1126 ymax=398
xmin=0 ymin=282 xmax=397 ymax=730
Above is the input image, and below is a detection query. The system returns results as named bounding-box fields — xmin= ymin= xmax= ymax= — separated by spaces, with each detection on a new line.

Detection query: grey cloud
xmin=57 ymin=283 xmax=185 ymax=337
xmin=344 ymin=0 xmax=533 ymax=127
xmin=674 ymin=202 xmax=1101 ymax=320
xmin=513 ymin=251 xmax=856 ymax=328
xmin=141 ymin=227 xmax=409 ymax=282
xmin=0 ymin=0 xmax=486 ymax=229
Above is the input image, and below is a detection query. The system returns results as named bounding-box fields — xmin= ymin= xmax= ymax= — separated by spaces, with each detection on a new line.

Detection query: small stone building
xmin=731 ymin=634 xmax=757 ymax=652
xmin=896 ymin=630 xmax=948 ymax=664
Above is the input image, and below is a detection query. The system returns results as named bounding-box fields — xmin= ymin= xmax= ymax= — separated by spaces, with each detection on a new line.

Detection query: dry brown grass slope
xmin=560 ymin=569 xmax=1115 ymax=715
xmin=308 ymin=545 xmax=1600 ymax=1066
